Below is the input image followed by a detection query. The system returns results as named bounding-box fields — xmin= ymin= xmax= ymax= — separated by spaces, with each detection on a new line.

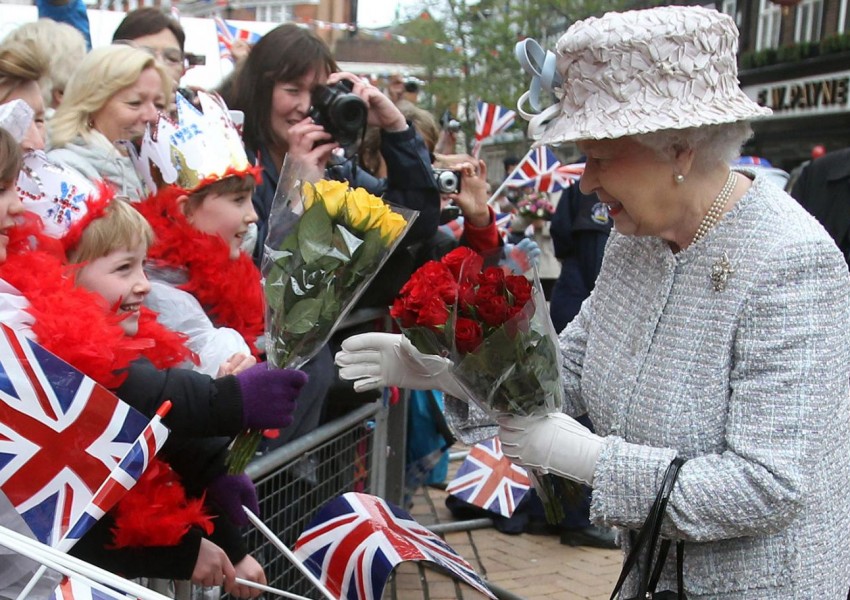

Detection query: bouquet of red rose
xmin=391 ymin=246 xmax=577 ymax=522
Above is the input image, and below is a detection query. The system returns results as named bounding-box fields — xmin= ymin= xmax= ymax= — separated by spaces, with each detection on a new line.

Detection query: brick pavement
xmin=388 ymin=461 xmax=623 ymax=600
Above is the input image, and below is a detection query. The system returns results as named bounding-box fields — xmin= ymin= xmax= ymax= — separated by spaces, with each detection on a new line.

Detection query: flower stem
xmin=227 ymin=430 xmax=263 ymax=474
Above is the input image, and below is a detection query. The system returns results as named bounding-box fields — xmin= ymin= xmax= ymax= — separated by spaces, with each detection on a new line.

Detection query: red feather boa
xmin=136 ymin=186 xmax=265 ymax=356
xmin=0 ymin=218 xmax=210 ymax=549
xmin=109 ymin=459 xmax=213 ymax=549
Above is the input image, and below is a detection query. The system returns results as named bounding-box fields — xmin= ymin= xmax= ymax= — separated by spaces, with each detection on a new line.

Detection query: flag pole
xmin=0 ymin=525 xmax=173 ymax=600
xmin=486 ymin=157 xmax=529 ymax=207
xmin=242 ymin=506 xmax=337 ymax=600
xmin=234 ymin=577 xmax=313 ymax=600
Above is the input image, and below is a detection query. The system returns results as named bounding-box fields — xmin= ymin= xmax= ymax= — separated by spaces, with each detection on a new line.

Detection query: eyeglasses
xmin=114 ymin=39 xmax=184 ymax=67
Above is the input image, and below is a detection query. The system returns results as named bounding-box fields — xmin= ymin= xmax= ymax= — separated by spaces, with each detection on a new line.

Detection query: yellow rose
xmin=313 ymin=179 xmax=348 ymax=219
xmin=344 ymin=187 xmax=390 ymax=232
xmin=300 ymin=181 xmax=318 ymax=211
xmin=378 ymin=210 xmax=408 ymax=243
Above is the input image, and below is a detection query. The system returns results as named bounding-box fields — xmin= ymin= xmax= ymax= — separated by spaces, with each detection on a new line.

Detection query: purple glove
xmin=207 ymin=473 xmax=258 ymax=527
xmin=236 ymin=363 xmax=307 ymax=429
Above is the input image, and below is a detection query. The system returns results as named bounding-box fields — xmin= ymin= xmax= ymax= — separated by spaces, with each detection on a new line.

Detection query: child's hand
xmin=207 ymin=472 xmax=259 ymax=527
xmin=217 ymin=353 xmax=258 ymax=377
xmin=191 ymin=539 xmax=235 ymax=588
xmin=227 ymin=554 xmax=267 ymax=598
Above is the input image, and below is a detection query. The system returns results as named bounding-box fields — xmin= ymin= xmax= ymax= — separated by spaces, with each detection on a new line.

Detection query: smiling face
xmin=0 ymin=179 xmax=24 ymax=264
xmin=577 ymin=137 xmax=679 ymax=239
xmin=75 ymin=243 xmax=151 ymax=336
xmin=269 ymin=68 xmax=328 ymax=150
xmin=91 ymin=67 xmax=165 ymax=144
xmin=184 ymin=189 xmax=258 ymax=260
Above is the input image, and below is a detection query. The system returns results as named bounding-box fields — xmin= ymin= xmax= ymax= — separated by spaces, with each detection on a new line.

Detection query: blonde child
xmin=15 ymin=153 xmax=307 ymax=598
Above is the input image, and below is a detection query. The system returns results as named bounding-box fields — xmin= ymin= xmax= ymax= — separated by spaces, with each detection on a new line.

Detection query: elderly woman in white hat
xmin=335 ymin=5 xmax=850 ymax=597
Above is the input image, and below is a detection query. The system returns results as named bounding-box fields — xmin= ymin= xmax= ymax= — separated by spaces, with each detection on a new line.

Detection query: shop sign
xmin=743 ymin=70 xmax=850 ymax=118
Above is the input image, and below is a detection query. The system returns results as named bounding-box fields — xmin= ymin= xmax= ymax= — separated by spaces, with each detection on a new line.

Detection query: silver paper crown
xmin=17 ymin=151 xmax=98 ymax=239
xmin=125 ymin=91 xmax=251 ymax=195
xmin=0 ymin=100 xmax=34 ymax=144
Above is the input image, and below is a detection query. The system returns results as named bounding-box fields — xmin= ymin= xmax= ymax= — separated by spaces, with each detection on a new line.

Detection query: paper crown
xmin=0 ymin=99 xmax=34 ymax=143
xmin=125 ymin=91 xmax=252 ymax=195
xmin=17 ymin=150 xmax=99 ymax=239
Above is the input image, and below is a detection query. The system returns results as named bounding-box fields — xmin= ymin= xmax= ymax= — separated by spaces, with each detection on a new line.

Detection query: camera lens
xmin=436 ymin=170 xmax=459 ymax=194
xmin=330 ymin=96 xmax=368 ymax=134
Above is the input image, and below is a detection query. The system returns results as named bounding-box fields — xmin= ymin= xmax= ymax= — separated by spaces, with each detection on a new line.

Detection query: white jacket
xmin=144 ymin=279 xmax=250 ymax=377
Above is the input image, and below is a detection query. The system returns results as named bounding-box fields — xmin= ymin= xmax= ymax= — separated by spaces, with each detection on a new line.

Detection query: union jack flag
xmin=294 ymin=492 xmax=495 ymax=600
xmin=215 ymin=18 xmax=262 ymax=63
xmin=473 ymin=101 xmax=516 ymax=157
xmin=556 ymin=161 xmax=586 ymax=182
xmin=0 ymin=324 xmax=167 ymax=551
xmin=505 ymin=146 xmax=569 ymax=193
xmin=446 ymin=437 xmax=531 ymax=518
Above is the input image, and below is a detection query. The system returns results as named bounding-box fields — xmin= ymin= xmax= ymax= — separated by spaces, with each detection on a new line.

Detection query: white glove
xmin=335 ymin=333 xmax=466 ymax=397
xmin=498 ymin=413 xmax=604 ymax=486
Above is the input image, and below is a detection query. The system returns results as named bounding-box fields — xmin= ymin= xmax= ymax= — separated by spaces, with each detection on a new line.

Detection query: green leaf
xmin=347 ymin=228 xmax=384 ymax=282
xmin=320 ymin=291 xmax=342 ymax=322
xmin=283 ymin=298 xmax=323 ymax=335
xmin=298 ymin=204 xmax=335 ymax=264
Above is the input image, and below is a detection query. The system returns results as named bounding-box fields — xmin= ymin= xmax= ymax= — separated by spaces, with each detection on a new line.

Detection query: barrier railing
xmin=179 ymin=400 xmax=386 ymax=600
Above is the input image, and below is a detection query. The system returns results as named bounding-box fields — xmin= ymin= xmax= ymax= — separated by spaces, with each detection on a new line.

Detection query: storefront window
xmin=722 ymin=0 xmax=740 ymax=25
xmin=757 ymin=0 xmax=782 ymax=50
xmin=795 ymin=0 xmax=823 ymax=42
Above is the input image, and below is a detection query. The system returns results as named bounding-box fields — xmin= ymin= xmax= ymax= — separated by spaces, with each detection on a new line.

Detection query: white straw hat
xmin=526 ymin=5 xmax=771 ymax=145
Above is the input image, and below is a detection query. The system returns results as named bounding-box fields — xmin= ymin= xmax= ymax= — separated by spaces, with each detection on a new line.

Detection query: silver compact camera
xmin=433 ymin=168 xmax=462 ymax=194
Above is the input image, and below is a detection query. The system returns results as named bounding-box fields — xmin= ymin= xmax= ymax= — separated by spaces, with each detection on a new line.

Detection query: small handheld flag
xmin=446 ymin=437 xmax=531 ymax=518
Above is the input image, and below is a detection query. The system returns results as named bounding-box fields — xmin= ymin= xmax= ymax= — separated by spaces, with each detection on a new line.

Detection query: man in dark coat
xmin=790 ymin=147 xmax=850 ymax=269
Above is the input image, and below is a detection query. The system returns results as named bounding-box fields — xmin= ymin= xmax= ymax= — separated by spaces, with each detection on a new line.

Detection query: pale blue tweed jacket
xmin=562 ymin=174 xmax=850 ymax=598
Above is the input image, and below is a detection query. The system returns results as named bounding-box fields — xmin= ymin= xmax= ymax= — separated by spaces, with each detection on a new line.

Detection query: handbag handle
xmin=609 ymin=457 xmax=686 ymax=600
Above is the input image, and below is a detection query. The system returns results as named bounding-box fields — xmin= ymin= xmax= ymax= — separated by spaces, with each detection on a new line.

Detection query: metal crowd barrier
xmin=180 ymin=399 xmax=387 ymax=600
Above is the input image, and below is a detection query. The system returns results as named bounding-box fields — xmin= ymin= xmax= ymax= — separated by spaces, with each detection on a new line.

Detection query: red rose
xmin=390 ymin=297 xmax=418 ymax=328
xmin=442 ymin=247 xmax=483 ymax=283
xmin=474 ymin=283 xmax=502 ymax=304
xmin=480 ymin=266 xmax=505 ymax=288
xmin=454 ymin=317 xmax=483 ymax=353
xmin=477 ymin=294 xmax=509 ymax=327
xmin=506 ymin=275 xmax=533 ymax=307
xmin=417 ymin=295 xmax=451 ymax=330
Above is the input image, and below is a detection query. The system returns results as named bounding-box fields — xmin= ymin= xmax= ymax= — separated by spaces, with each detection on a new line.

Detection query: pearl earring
xmin=674 ymin=174 xmax=685 ymax=184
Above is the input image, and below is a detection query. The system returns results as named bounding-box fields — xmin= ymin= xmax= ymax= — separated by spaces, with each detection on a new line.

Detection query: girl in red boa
xmin=136 ymin=171 xmax=265 ymax=377
xmin=12 ymin=146 xmax=307 ymax=596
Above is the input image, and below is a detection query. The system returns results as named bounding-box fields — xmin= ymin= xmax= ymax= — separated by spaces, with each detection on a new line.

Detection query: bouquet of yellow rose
xmin=227 ymin=163 xmax=418 ymax=472
xmin=263 ymin=179 xmax=416 ymax=368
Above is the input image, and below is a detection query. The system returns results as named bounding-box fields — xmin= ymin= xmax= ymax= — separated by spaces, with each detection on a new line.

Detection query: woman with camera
xmin=228 ymin=23 xmax=440 ymax=266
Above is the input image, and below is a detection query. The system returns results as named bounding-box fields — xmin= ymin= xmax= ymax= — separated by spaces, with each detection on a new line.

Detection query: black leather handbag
xmin=609 ymin=457 xmax=687 ymax=600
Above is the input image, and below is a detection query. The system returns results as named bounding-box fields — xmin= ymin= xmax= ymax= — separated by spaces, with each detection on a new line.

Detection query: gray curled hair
xmin=635 ymin=121 xmax=753 ymax=173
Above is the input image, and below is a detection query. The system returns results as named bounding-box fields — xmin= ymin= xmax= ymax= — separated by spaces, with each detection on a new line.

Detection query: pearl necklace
xmin=691 ymin=171 xmax=736 ymax=246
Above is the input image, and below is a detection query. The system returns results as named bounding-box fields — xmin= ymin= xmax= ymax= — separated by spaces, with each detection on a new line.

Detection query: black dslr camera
xmin=433 ymin=168 xmax=462 ymax=194
xmin=309 ymin=79 xmax=368 ymax=158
